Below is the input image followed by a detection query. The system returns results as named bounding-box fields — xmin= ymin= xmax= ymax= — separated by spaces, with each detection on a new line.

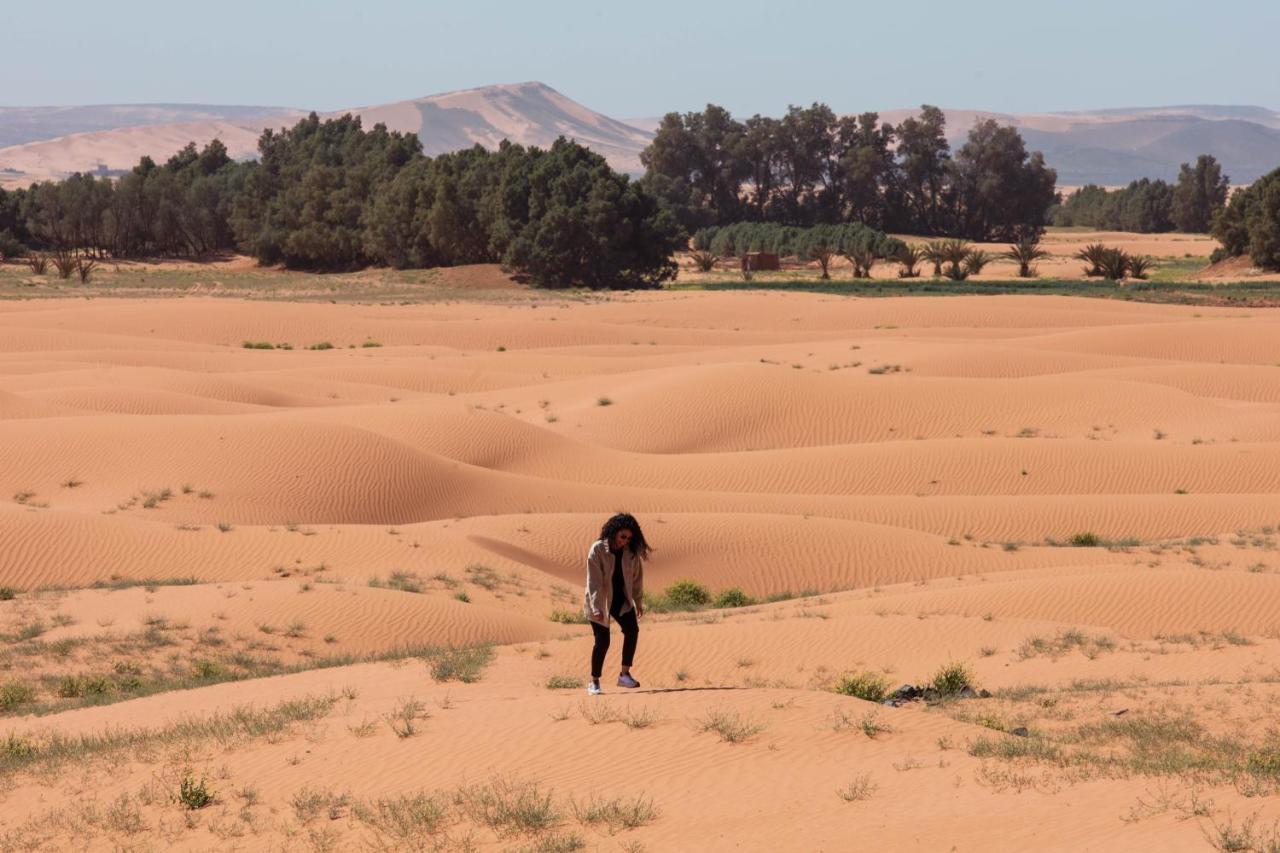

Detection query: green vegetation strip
xmin=671 ymin=278 xmax=1280 ymax=305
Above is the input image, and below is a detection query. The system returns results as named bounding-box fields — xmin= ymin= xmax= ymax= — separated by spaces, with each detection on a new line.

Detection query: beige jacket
xmin=583 ymin=538 xmax=644 ymax=626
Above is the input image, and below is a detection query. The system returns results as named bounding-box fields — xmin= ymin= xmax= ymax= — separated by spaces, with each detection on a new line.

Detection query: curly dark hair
xmin=599 ymin=512 xmax=651 ymax=559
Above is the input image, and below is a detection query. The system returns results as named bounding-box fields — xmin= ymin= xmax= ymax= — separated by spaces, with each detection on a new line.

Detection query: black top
xmin=610 ymin=549 xmax=627 ymax=615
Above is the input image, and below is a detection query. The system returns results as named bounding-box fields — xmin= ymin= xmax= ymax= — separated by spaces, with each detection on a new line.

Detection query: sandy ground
xmin=2 ymin=292 xmax=1280 ymax=850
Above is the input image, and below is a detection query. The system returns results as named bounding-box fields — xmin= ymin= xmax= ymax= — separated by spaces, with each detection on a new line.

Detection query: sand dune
xmin=3 ymin=290 xmax=1280 ymax=850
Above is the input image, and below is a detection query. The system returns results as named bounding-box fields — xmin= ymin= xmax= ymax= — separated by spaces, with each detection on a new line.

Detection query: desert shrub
xmin=352 ymin=793 xmax=449 ymax=843
xmin=689 ymin=249 xmax=718 ymax=271
xmin=697 ymin=708 xmax=764 ymax=743
xmin=0 ymin=586 xmax=16 ymax=601
xmin=545 ymin=674 xmax=584 ymax=690
xmin=75 ymin=257 xmax=97 ymax=283
xmin=179 ymin=774 xmax=213 ymax=809
xmin=662 ymin=579 xmax=711 ymax=609
xmin=713 ymin=587 xmax=754 ymax=608
xmin=930 ymin=661 xmax=976 ymax=696
xmin=837 ymin=773 xmax=877 ymax=802
xmin=424 ymin=645 xmax=494 ymax=683
xmin=26 ymin=253 xmax=48 ymax=275
xmin=385 ymin=698 xmax=428 ymax=738
xmin=571 ymin=793 xmax=659 ymax=830
xmin=834 ymin=671 xmax=890 ymax=702
xmin=549 ymin=609 xmax=588 ymax=624
xmin=453 ymin=777 xmax=560 ymax=836
xmin=1069 ymin=532 xmax=1101 ymax=547
xmin=0 ymin=681 xmax=37 ymax=710
xmin=50 ymin=250 xmax=77 ymax=279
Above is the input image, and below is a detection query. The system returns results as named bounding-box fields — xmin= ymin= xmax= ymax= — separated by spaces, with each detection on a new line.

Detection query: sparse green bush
xmin=546 ymin=675 xmax=584 ymax=690
xmin=549 ymin=609 xmax=588 ymax=624
xmin=571 ymin=793 xmax=660 ymax=830
xmin=0 ymin=586 xmax=16 ymax=601
xmin=834 ymin=671 xmax=890 ymax=703
xmin=179 ymin=774 xmax=213 ymax=809
xmin=453 ymin=777 xmax=560 ymax=836
xmin=697 ymin=708 xmax=764 ymax=743
xmin=424 ymin=645 xmax=494 ymax=683
xmin=662 ymin=579 xmax=711 ymax=609
xmin=930 ymin=661 xmax=976 ymax=696
xmin=1069 ymin=532 xmax=1101 ymax=547
xmin=713 ymin=588 xmax=754 ymax=608
xmin=0 ymin=681 xmax=36 ymax=710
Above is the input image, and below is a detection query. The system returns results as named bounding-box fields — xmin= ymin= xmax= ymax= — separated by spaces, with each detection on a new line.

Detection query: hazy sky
xmin=5 ymin=0 xmax=1278 ymax=116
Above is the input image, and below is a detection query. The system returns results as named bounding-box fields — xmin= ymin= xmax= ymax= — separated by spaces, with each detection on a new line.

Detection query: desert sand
xmin=2 ymin=289 xmax=1280 ymax=850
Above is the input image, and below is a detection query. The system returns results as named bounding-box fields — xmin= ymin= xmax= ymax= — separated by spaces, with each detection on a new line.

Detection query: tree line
xmin=0 ymin=113 xmax=684 ymax=289
xmin=639 ymin=104 xmax=1058 ymax=241
xmin=1212 ymin=166 xmax=1280 ymax=271
xmin=1050 ymin=155 xmax=1230 ymax=233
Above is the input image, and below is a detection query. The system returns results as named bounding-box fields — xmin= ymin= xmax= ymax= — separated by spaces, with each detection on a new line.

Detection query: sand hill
xmin=1 ymin=288 xmax=1279 ymax=849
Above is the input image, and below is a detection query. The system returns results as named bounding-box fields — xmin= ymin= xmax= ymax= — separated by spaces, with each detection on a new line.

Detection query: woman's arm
xmin=585 ymin=542 xmax=604 ymax=618
xmin=632 ymin=557 xmax=644 ymax=616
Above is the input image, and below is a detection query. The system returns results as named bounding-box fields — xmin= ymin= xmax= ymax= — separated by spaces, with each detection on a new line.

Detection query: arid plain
xmin=3 ymin=280 xmax=1280 ymax=851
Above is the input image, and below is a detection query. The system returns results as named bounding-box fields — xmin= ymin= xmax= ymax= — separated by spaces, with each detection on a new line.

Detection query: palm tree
xmin=923 ymin=240 xmax=947 ymax=277
xmin=1097 ymin=248 xmax=1130 ymax=281
xmin=962 ymin=250 xmax=994 ymax=277
xmin=1003 ymin=238 xmax=1049 ymax=278
xmin=1075 ymin=243 xmax=1109 ymax=277
xmin=896 ymin=244 xmax=925 ymax=278
xmin=842 ymin=245 xmax=878 ymax=279
xmin=939 ymin=239 xmax=972 ymax=280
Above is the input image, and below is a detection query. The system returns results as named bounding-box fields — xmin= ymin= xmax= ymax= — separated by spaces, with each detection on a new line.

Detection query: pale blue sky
xmin=4 ymin=0 xmax=1278 ymax=116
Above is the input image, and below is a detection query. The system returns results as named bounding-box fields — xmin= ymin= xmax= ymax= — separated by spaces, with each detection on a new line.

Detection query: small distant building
xmin=741 ymin=252 xmax=780 ymax=272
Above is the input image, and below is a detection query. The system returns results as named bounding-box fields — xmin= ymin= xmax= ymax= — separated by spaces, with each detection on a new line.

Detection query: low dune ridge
xmin=2 ymin=290 xmax=1280 ymax=850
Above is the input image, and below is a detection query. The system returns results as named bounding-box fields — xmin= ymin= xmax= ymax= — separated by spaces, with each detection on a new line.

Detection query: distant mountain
xmin=0 ymin=104 xmax=299 ymax=148
xmin=880 ymin=106 xmax=1280 ymax=185
xmin=2 ymin=87 xmax=1278 ymax=190
xmin=336 ymin=82 xmax=652 ymax=173
xmin=0 ymin=83 xmax=651 ymax=186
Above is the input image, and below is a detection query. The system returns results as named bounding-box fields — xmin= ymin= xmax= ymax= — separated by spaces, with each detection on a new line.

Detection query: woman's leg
xmin=589 ymin=620 xmax=610 ymax=680
xmin=616 ymin=609 xmax=639 ymax=674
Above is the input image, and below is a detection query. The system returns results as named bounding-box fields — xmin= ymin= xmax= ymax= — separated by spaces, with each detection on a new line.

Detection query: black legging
xmin=590 ymin=608 xmax=639 ymax=679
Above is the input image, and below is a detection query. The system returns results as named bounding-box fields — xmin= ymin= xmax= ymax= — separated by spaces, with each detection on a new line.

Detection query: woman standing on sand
xmin=584 ymin=513 xmax=650 ymax=696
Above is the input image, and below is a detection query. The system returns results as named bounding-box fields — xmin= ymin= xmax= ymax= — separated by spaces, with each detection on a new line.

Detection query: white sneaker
xmin=617 ymin=673 xmax=640 ymax=689
xmin=587 ymin=681 xmax=603 ymax=696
